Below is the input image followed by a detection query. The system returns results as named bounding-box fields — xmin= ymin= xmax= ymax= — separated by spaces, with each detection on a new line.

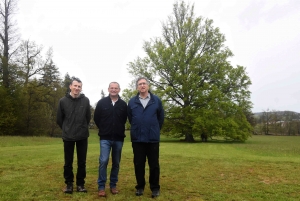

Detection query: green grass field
xmin=1 ymin=131 xmax=300 ymax=201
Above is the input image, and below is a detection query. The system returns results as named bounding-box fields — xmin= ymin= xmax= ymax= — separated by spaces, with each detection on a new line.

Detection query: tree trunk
xmin=0 ymin=0 xmax=18 ymax=88
xmin=184 ymin=133 xmax=195 ymax=142
xmin=1 ymin=57 xmax=9 ymax=88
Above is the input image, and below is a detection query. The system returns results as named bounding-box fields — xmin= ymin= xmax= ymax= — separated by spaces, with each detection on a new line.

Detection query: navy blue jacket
xmin=128 ymin=92 xmax=164 ymax=143
xmin=94 ymin=96 xmax=127 ymax=141
xmin=56 ymin=93 xmax=91 ymax=141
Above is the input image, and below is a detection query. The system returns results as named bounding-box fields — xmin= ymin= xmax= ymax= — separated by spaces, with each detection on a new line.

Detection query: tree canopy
xmin=127 ymin=1 xmax=253 ymax=142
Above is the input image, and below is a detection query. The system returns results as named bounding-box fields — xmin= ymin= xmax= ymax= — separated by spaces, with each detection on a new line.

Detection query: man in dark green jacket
xmin=128 ymin=77 xmax=164 ymax=198
xmin=57 ymin=77 xmax=91 ymax=194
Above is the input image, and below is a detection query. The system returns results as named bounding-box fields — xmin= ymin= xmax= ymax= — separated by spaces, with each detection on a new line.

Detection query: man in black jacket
xmin=94 ymin=82 xmax=127 ymax=197
xmin=57 ymin=77 xmax=91 ymax=194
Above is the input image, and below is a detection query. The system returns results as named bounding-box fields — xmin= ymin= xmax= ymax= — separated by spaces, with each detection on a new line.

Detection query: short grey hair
xmin=135 ymin=77 xmax=150 ymax=88
xmin=108 ymin=82 xmax=120 ymax=88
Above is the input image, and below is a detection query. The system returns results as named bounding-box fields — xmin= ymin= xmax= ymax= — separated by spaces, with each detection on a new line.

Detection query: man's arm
xmin=86 ymin=99 xmax=91 ymax=125
xmin=127 ymin=100 xmax=132 ymax=124
xmin=56 ymin=100 xmax=64 ymax=129
xmin=122 ymin=101 xmax=128 ymax=125
xmin=94 ymin=100 xmax=101 ymax=129
xmin=157 ymin=98 xmax=164 ymax=129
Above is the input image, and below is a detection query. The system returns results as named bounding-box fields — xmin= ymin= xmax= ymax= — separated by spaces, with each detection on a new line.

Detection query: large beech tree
xmin=127 ymin=1 xmax=253 ymax=142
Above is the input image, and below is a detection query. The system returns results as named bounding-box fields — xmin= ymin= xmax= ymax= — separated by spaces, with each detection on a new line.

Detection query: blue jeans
xmin=98 ymin=140 xmax=123 ymax=190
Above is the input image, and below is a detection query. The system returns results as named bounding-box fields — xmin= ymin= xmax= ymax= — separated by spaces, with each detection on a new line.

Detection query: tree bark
xmin=184 ymin=133 xmax=195 ymax=142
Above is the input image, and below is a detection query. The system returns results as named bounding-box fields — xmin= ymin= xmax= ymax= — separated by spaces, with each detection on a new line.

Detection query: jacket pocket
xmin=148 ymin=124 xmax=160 ymax=141
xmin=130 ymin=124 xmax=139 ymax=140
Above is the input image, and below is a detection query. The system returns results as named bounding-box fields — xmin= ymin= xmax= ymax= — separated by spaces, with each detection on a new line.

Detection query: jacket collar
xmin=66 ymin=93 xmax=84 ymax=100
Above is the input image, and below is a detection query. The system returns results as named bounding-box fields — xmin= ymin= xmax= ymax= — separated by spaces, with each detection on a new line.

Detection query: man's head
xmin=69 ymin=77 xmax=82 ymax=98
xmin=108 ymin=82 xmax=120 ymax=97
xmin=136 ymin=77 xmax=149 ymax=94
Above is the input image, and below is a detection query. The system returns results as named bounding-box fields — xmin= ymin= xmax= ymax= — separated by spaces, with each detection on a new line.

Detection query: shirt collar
xmin=139 ymin=93 xmax=150 ymax=100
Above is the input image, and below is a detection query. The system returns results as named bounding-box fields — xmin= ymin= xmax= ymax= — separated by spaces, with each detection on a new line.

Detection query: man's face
xmin=137 ymin=79 xmax=149 ymax=93
xmin=108 ymin=83 xmax=120 ymax=96
xmin=69 ymin=80 xmax=82 ymax=96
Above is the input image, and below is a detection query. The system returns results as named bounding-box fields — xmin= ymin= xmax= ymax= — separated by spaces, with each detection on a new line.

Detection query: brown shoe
xmin=110 ymin=188 xmax=119 ymax=194
xmin=98 ymin=189 xmax=106 ymax=197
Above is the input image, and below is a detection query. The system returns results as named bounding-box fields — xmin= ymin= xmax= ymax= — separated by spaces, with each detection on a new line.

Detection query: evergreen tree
xmin=100 ymin=89 xmax=106 ymax=99
xmin=63 ymin=73 xmax=72 ymax=94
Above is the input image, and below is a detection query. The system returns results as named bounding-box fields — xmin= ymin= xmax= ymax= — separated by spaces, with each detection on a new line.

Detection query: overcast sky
xmin=16 ymin=0 xmax=300 ymax=113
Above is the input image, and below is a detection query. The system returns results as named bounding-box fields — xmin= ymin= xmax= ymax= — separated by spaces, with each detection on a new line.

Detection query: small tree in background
xmin=100 ymin=89 xmax=106 ymax=99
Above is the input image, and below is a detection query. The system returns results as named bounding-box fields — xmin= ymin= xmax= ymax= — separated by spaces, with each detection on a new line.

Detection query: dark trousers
xmin=132 ymin=142 xmax=160 ymax=191
xmin=63 ymin=139 xmax=88 ymax=186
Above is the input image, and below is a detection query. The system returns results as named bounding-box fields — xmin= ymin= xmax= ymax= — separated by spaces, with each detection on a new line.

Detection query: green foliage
xmin=0 ymin=59 xmax=65 ymax=136
xmin=127 ymin=1 xmax=253 ymax=141
xmin=0 ymin=0 xmax=67 ymax=137
xmin=121 ymin=88 xmax=137 ymax=103
xmin=0 ymin=86 xmax=19 ymax=135
xmin=121 ymin=88 xmax=137 ymax=130
xmin=63 ymin=73 xmax=72 ymax=94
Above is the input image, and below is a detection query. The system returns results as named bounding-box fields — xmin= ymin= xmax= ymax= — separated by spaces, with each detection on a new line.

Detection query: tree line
xmin=254 ymin=110 xmax=300 ymax=135
xmin=0 ymin=0 xmax=254 ymax=141
xmin=0 ymin=0 xmax=74 ymax=136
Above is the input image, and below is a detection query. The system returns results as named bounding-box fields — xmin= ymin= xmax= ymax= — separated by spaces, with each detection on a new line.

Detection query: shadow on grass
xmin=161 ymin=138 xmax=246 ymax=144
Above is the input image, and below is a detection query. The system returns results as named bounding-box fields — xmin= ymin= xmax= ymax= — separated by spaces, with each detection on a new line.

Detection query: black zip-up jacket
xmin=56 ymin=93 xmax=91 ymax=141
xmin=94 ymin=96 xmax=128 ymax=141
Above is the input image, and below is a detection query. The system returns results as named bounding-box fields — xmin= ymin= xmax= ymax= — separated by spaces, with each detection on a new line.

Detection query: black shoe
xmin=135 ymin=189 xmax=144 ymax=196
xmin=77 ymin=185 xmax=87 ymax=193
xmin=64 ymin=183 xmax=73 ymax=194
xmin=152 ymin=190 xmax=160 ymax=198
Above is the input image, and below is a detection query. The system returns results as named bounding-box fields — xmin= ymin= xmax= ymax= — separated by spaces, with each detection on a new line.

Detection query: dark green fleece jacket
xmin=57 ymin=93 xmax=91 ymax=141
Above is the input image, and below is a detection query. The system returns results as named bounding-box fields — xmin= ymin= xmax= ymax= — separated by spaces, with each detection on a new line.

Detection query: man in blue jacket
xmin=128 ymin=77 xmax=164 ymax=198
xmin=94 ymin=82 xmax=127 ymax=197
xmin=57 ymin=77 xmax=91 ymax=194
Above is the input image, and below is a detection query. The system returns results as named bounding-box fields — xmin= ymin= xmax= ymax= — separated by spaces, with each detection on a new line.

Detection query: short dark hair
xmin=70 ymin=76 xmax=82 ymax=85
xmin=135 ymin=77 xmax=149 ymax=88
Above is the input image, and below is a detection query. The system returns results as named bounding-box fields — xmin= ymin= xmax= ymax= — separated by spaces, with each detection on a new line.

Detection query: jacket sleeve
xmin=122 ymin=102 xmax=128 ymax=125
xmin=157 ymin=98 xmax=164 ymax=129
xmin=127 ymin=100 xmax=132 ymax=124
xmin=94 ymin=101 xmax=101 ymax=129
xmin=86 ymin=99 xmax=91 ymax=125
xmin=56 ymin=100 xmax=64 ymax=129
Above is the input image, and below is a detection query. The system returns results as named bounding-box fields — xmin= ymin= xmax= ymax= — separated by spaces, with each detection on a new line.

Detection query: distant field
xmin=1 ymin=131 xmax=300 ymax=201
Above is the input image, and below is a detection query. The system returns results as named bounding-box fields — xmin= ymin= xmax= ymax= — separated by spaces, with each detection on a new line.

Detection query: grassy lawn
xmin=1 ymin=131 xmax=300 ymax=201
